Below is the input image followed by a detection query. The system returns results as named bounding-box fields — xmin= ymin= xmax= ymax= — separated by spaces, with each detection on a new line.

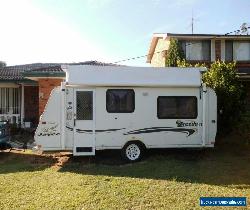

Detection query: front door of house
xmin=73 ymin=89 xmax=95 ymax=156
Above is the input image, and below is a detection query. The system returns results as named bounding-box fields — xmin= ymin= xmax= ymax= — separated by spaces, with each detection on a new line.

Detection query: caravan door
xmin=73 ymin=89 xmax=95 ymax=156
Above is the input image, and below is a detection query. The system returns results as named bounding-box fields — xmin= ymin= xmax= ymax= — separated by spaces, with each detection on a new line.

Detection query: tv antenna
xmin=191 ymin=11 xmax=194 ymax=34
xmin=240 ymin=23 xmax=249 ymax=35
xmin=189 ymin=10 xmax=199 ymax=34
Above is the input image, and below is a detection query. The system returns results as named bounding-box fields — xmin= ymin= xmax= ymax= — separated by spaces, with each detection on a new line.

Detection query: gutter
xmin=22 ymin=72 xmax=66 ymax=78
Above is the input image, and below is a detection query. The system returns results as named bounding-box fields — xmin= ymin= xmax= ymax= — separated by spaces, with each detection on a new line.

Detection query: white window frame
xmin=185 ymin=40 xmax=211 ymax=61
xmin=233 ymin=41 xmax=250 ymax=61
xmin=186 ymin=41 xmax=203 ymax=61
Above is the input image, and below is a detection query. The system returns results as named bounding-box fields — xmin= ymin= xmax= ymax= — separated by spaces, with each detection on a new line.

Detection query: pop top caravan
xmin=34 ymin=65 xmax=217 ymax=162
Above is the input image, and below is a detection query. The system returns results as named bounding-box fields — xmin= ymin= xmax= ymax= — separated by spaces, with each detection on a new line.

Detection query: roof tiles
xmin=0 ymin=61 xmax=117 ymax=81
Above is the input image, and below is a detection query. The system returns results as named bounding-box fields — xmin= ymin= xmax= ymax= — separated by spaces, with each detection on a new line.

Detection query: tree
xmin=177 ymin=60 xmax=245 ymax=133
xmin=0 ymin=61 xmax=6 ymax=68
xmin=202 ymin=61 xmax=245 ymax=133
xmin=165 ymin=38 xmax=184 ymax=67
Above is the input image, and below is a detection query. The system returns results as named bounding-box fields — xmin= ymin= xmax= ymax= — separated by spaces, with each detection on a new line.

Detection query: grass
xmin=0 ymin=145 xmax=249 ymax=210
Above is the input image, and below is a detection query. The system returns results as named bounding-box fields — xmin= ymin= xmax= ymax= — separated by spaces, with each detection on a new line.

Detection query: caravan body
xmin=35 ymin=65 xmax=217 ymax=160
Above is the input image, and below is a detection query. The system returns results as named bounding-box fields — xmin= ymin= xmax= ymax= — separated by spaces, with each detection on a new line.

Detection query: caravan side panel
xmin=65 ymin=87 xmax=74 ymax=149
xmin=35 ymin=87 xmax=62 ymax=150
xmin=207 ymin=87 xmax=217 ymax=146
xmin=94 ymin=87 xmax=203 ymax=149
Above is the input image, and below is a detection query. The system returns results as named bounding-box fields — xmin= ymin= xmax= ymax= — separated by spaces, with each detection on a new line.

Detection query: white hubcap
xmin=126 ymin=144 xmax=141 ymax=161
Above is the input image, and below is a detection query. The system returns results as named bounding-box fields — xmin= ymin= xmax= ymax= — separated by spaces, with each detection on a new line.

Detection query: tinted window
xmin=157 ymin=96 xmax=197 ymax=119
xmin=225 ymin=40 xmax=233 ymax=61
xmin=106 ymin=89 xmax=135 ymax=113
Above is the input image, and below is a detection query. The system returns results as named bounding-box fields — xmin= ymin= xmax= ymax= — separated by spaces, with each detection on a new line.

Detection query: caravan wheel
xmin=121 ymin=141 xmax=144 ymax=162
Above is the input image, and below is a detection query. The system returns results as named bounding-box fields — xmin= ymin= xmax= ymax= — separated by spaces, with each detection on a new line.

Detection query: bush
xmin=177 ymin=59 xmax=206 ymax=68
xmin=234 ymin=111 xmax=250 ymax=146
xmin=165 ymin=39 xmax=184 ymax=67
xmin=203 ymin=61 xmax=245 ymax=133
xmin=177 ymin=60 xmax=246 ymax=134
xmin=9 ymin=124 xmax=21 ymax=136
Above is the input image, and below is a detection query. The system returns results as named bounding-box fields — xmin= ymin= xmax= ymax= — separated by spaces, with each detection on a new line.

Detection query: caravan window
xmin=157 ymin=96 xmax=197 ymax=119
xmin=106 ymin=89 xmax=135 ymax=113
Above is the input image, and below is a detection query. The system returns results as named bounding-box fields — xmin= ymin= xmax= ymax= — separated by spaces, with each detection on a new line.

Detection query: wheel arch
xmin=122 ymin=140 xmax=147 ymax=150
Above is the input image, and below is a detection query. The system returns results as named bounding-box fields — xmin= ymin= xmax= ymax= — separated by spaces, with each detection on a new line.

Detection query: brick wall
xmin=38 ymin=78 xmax=63 ymax=116
xmin=151 ymin=38 xmax=170 ymax=67
xmin=24 ymin=86 xmax=39 ymax=124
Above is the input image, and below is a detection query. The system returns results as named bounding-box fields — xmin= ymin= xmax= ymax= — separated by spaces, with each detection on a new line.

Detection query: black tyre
xmin=121 ymin=141 xmax=145 ymax=162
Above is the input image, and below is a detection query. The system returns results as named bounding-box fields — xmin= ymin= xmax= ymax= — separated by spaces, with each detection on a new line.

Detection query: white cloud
xmin=0 ymin=0 xmax=111 ymax=65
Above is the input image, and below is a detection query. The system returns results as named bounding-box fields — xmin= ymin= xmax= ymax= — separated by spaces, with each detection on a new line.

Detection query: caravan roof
xmin=63 ymin=65 xmax=205 ymax=87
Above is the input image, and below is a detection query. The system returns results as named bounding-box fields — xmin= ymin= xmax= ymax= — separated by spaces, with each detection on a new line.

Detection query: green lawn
xmin=0 ymin=145 xmax=249 ymax=210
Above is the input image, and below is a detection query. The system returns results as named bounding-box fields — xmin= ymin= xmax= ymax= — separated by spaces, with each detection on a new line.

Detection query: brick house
xmin=0 ymin=61 xmax=113 ymax=126
xmin=147 ymin=33 xmax=250 ymax=108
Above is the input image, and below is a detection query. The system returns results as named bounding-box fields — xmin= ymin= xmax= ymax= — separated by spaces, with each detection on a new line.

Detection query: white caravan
xmin=34 ymin=65 xmax=217 ymax=162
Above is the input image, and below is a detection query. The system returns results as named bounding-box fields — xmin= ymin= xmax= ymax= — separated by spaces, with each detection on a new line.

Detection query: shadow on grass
xmin=1 ymin=146 xmax=250 ymax=188
xmin=58 ymin=145 xmax=250 ymax=187
xmin=0 ymin=150 xmax=58 ymax=174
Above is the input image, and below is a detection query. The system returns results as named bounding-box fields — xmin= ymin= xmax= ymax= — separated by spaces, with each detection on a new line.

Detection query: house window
xmin=225 ymin=41 xmax=250 ymax=61
xmin=157 ymin=96 xmax=197 ymax=119
xmin=0 ymin=88 xmax=20 ymax=115
xmin=225 ymin=41 xmax=233 ymax=61
xmin=180 ymin=40 xmax=211 ymax=61
xmin=106 ymin=89 xmax=135 ymax=113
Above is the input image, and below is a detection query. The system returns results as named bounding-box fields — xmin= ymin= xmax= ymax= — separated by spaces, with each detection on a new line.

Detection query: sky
xmin=0 ymin=0 xmax=250 ymax=66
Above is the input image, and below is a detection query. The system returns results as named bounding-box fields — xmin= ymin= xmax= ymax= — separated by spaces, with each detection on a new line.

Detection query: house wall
xmin=150 ymin=38 xmax=250 ymax=110
xmin=24 ymin=86 xmax=39 ymax=124
xmin=151 ymin=39 xmax=218 ymax=66
xmin=38 ymin=78 xmax=63 ymax=116
xmin=151 ymin=38 xmax=250 ymax=70
xmin=151 ymin=38 xmax=169 ymax=67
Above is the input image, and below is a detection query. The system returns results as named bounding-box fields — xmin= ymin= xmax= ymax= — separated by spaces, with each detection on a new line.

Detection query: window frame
xmin=106 ymin=89 xmax=135 ymax=113
xmin=0 ymin=87 xmax=21 ymax=115
xmin=226 ymin=40 xmax=250 ymax=61
xmin=233 ymin=41 xmax=250 ymax=61
xmin=76 ymin=91 xmax=93 ymax=120
xmin=225 ymin=40 xmax=233 ymax=62
xmin=157 ymin=96 xmax=198 ymax=119
xmin=183 ymin=40 xmax=211 ymax=61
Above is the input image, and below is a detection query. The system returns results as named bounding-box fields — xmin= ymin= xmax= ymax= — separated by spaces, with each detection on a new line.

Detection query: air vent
xmin=76 ymin=147 xmax=92 ymax=152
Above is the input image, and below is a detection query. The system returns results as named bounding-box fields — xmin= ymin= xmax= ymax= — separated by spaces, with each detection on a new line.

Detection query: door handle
xmin=74 ymin=119 xmax=76 ymax=127
xmin=212 ymin=120 xmax=216 ymax=123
